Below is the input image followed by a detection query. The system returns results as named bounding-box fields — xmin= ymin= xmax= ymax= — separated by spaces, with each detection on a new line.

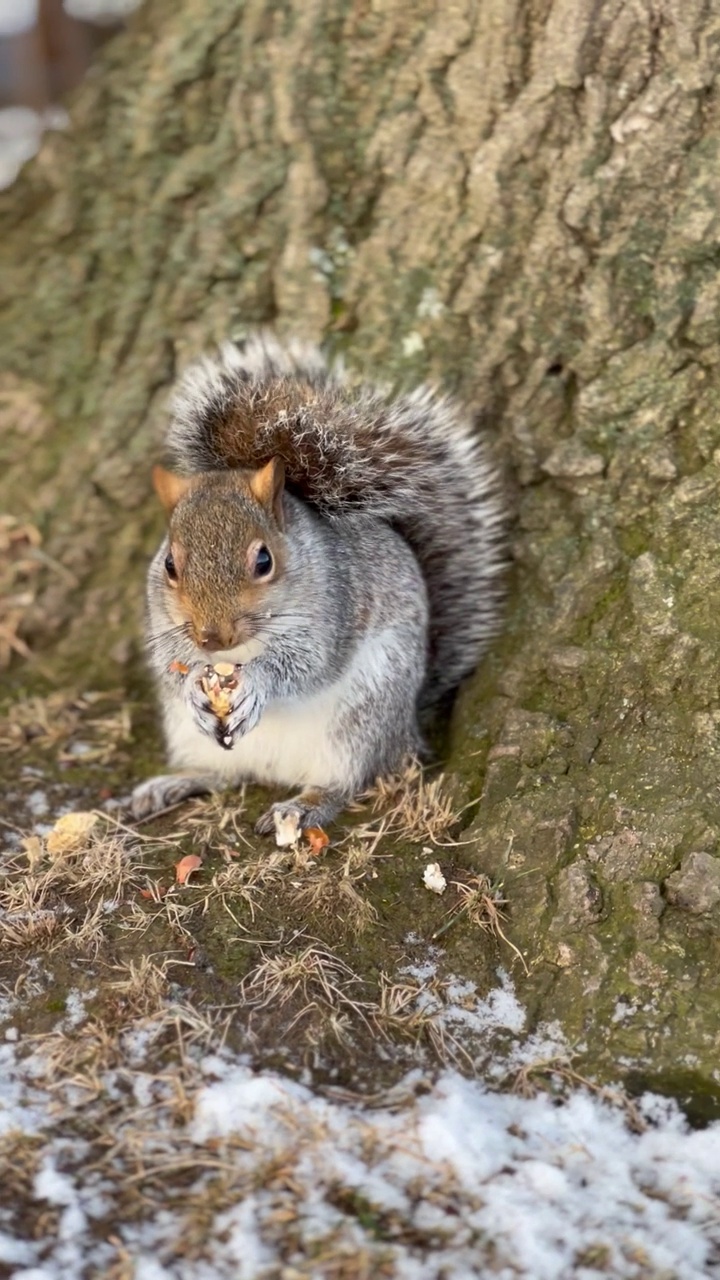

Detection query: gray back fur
xmin=165 ymin=333 xmax=506 ymax=702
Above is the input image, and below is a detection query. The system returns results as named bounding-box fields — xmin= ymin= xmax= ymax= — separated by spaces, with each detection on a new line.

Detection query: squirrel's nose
xmin=198 ymin=626 xmax=234 ymax=651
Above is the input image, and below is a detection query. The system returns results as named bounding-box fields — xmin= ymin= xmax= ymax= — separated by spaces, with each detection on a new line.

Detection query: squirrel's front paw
xmin=220 ymin=675 xmax=265 ymax=746
xmin=180 ymin=670 xmax=220 ymax=740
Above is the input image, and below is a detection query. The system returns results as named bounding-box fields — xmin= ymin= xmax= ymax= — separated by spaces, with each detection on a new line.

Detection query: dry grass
xmin=0 ymin=764 xmax=555 ymax=1278
xmin=190 ymin=830 xmax=381 ymax=937
xmin=1 ymin=974 xmax=409 ymax=1276
xmin=374 ymin=973 xmax=473 ymax=1068
xmin=240 ymin=939 xmax=377 ymax=1044
xmin=0 ymin=798 xmax=269 ymax=966
xmin=512 ymin=1057 xmax=649 ymax=1133
xmin=0 ymin=800 xmax=517 ymax=1099
xmin=355 ymin=759 xmax=461 ymax=849
xmin=0 ymin=794 xmax=375 ymax=994
xmin=183 ymin=788 xmax=251 ymax=848
xmin=237 ymin=938 xmax=481 ymax=1068
xmin=0 ymin=682 xmax=671 ymax=1277
xmin=431 ymin=873 xmax=529 ymax=974
xmin=293 ymin=844 xmax=379 ymax=935
xmin=0 ymin=686 xmax=131 ymax=758
xmin=213 ymin=842 xmax=310 ymax=897
xmin=0 ymin=973 xmax=665 ymax=1280
xmin=0 ymin=514 xmax=44 ymax=666
xmin=23 ymin=956 xmax=221 ymax=1106
xmin=108 ymin=955 xmax=172 ymax=1020
xmin=0 ymin=816 xmax=156 ymax=954
xmin=0 ymin=749 xmax=473 ymax=970
xmin=0 ymin=731 xmax=505 ymax=1085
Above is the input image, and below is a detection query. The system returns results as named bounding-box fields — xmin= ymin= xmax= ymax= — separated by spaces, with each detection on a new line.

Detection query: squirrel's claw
xmin=215 ymin=722 xmax=235 ymax=750
xmin=221 ymin=677 xmax=265 ymax=743
xmin=183 ymin=673 xmax=221 ymax=741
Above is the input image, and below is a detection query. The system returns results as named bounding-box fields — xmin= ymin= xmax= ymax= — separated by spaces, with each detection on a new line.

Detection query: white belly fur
xmin=164 ymin=670 xmax=356 ymax=790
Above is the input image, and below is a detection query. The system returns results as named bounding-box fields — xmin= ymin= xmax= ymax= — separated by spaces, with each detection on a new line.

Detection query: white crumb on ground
xmin=422 ymin=861 xmax=446 ymax=894
xmin=273 ymin=809 xmax=302 ymax=847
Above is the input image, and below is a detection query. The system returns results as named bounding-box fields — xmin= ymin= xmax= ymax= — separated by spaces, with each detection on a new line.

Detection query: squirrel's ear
xmin=249 ymin=457 xmax=286 ymax=529
xmin=152 ymin=466 xmax=193 ymax=514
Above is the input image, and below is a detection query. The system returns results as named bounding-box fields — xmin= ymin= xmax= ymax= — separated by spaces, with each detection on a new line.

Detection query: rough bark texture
xmin=4 ymin=0 xmax=720 ymax=1104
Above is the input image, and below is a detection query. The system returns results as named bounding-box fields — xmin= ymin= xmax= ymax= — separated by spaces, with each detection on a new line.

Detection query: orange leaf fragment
xmin=169 ymin=660 xmax=190 ymax=675
xmin=175 ymin=854 xmax=204 ymax=885
xmin=305 ymin=826 xmax=330 ymax=854
xmin=139 ymin=882 xmax=169 ymax=901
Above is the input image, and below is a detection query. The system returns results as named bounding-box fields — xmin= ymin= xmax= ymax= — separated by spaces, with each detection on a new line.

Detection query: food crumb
xmin=423 ymin=862 xmax=447 ymax=895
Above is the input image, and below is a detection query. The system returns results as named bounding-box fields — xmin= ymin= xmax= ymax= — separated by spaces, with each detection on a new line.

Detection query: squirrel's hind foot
xmin=129 ymin=772 xmax=217 ymax=820
xmin=255 ymin=788 xmax=348 ymax=838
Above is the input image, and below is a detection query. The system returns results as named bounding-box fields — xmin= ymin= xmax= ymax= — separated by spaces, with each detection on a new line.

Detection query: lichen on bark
xmin=3 ymin=0 xmax=720 ymax=1104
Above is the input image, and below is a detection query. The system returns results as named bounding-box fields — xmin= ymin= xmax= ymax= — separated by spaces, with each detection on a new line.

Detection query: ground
xmin=0 ymin=676 xmax=516 ymax=1089
xmin=2 ymin=674 xmax=720 ymax=1278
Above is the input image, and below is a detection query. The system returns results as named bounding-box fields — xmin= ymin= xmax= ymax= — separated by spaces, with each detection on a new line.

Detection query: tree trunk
xmin=3 ymin=0 xmax=720 ymax=1104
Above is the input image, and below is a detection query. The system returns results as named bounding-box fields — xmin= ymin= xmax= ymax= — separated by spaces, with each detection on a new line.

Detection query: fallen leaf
xmin=168 ymin=660 xmax=190 ymax=675
xmin=47 ymin=811 xmax=99 ymax=857
xmin=305 ymin=826 xmax=330 ymax=854
xmin=175 ymin=853 xmax=204 ymax=885
xmin=139 ymin=883 xmax=169 ymax=901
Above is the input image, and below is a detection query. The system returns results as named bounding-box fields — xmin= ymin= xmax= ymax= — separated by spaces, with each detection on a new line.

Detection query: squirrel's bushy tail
xmin=166 ymin=333 xmax=506 ymax=702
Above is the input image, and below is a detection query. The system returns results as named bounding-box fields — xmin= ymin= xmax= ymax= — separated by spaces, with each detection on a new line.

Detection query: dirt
xmin=3 ymin=653 xmax=720 ymax=1124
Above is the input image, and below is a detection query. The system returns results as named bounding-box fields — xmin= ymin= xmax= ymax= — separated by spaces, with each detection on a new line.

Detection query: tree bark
xmin=3 ymin=0 xmax=720 ymax=1100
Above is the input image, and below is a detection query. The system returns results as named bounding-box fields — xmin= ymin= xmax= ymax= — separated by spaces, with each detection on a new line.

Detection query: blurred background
xmin=0 ymin=0 xmax=138 ymax=186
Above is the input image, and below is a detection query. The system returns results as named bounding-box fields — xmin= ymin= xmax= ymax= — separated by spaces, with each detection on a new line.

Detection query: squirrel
xmin=130 ymin=333 xmax=506 ymax=835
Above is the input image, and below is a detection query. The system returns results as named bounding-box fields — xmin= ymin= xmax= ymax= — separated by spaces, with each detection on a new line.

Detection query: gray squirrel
xmin=131 ymin=333 xmax=506 ymax=833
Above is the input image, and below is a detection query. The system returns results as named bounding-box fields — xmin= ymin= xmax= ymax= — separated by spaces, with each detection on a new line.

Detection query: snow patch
xmin=0 ymin=0 xmax=37 ymax=35
xmin=0 ymin=107 xmax=68 ymax=191
xmin=1 ymin=979 xmax=719 ymax=1277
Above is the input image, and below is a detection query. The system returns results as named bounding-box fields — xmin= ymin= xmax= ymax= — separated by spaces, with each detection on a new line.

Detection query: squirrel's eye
xmin=165 ymin=552 xmax=178 ymax=582
xmin=254 ymin=545 xmax=273 ymax=579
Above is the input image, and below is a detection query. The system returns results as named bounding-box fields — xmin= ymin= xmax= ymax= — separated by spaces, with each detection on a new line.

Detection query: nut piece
xmin=423 ymin=862 xmax=447 ymax=895
xmin=47 ymin=811 xmax=99 ymax=857
xmin=274 ymin=809 xmax=302 ymax=848
xmin=201 ymin=662 xmax=240 ymax=720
